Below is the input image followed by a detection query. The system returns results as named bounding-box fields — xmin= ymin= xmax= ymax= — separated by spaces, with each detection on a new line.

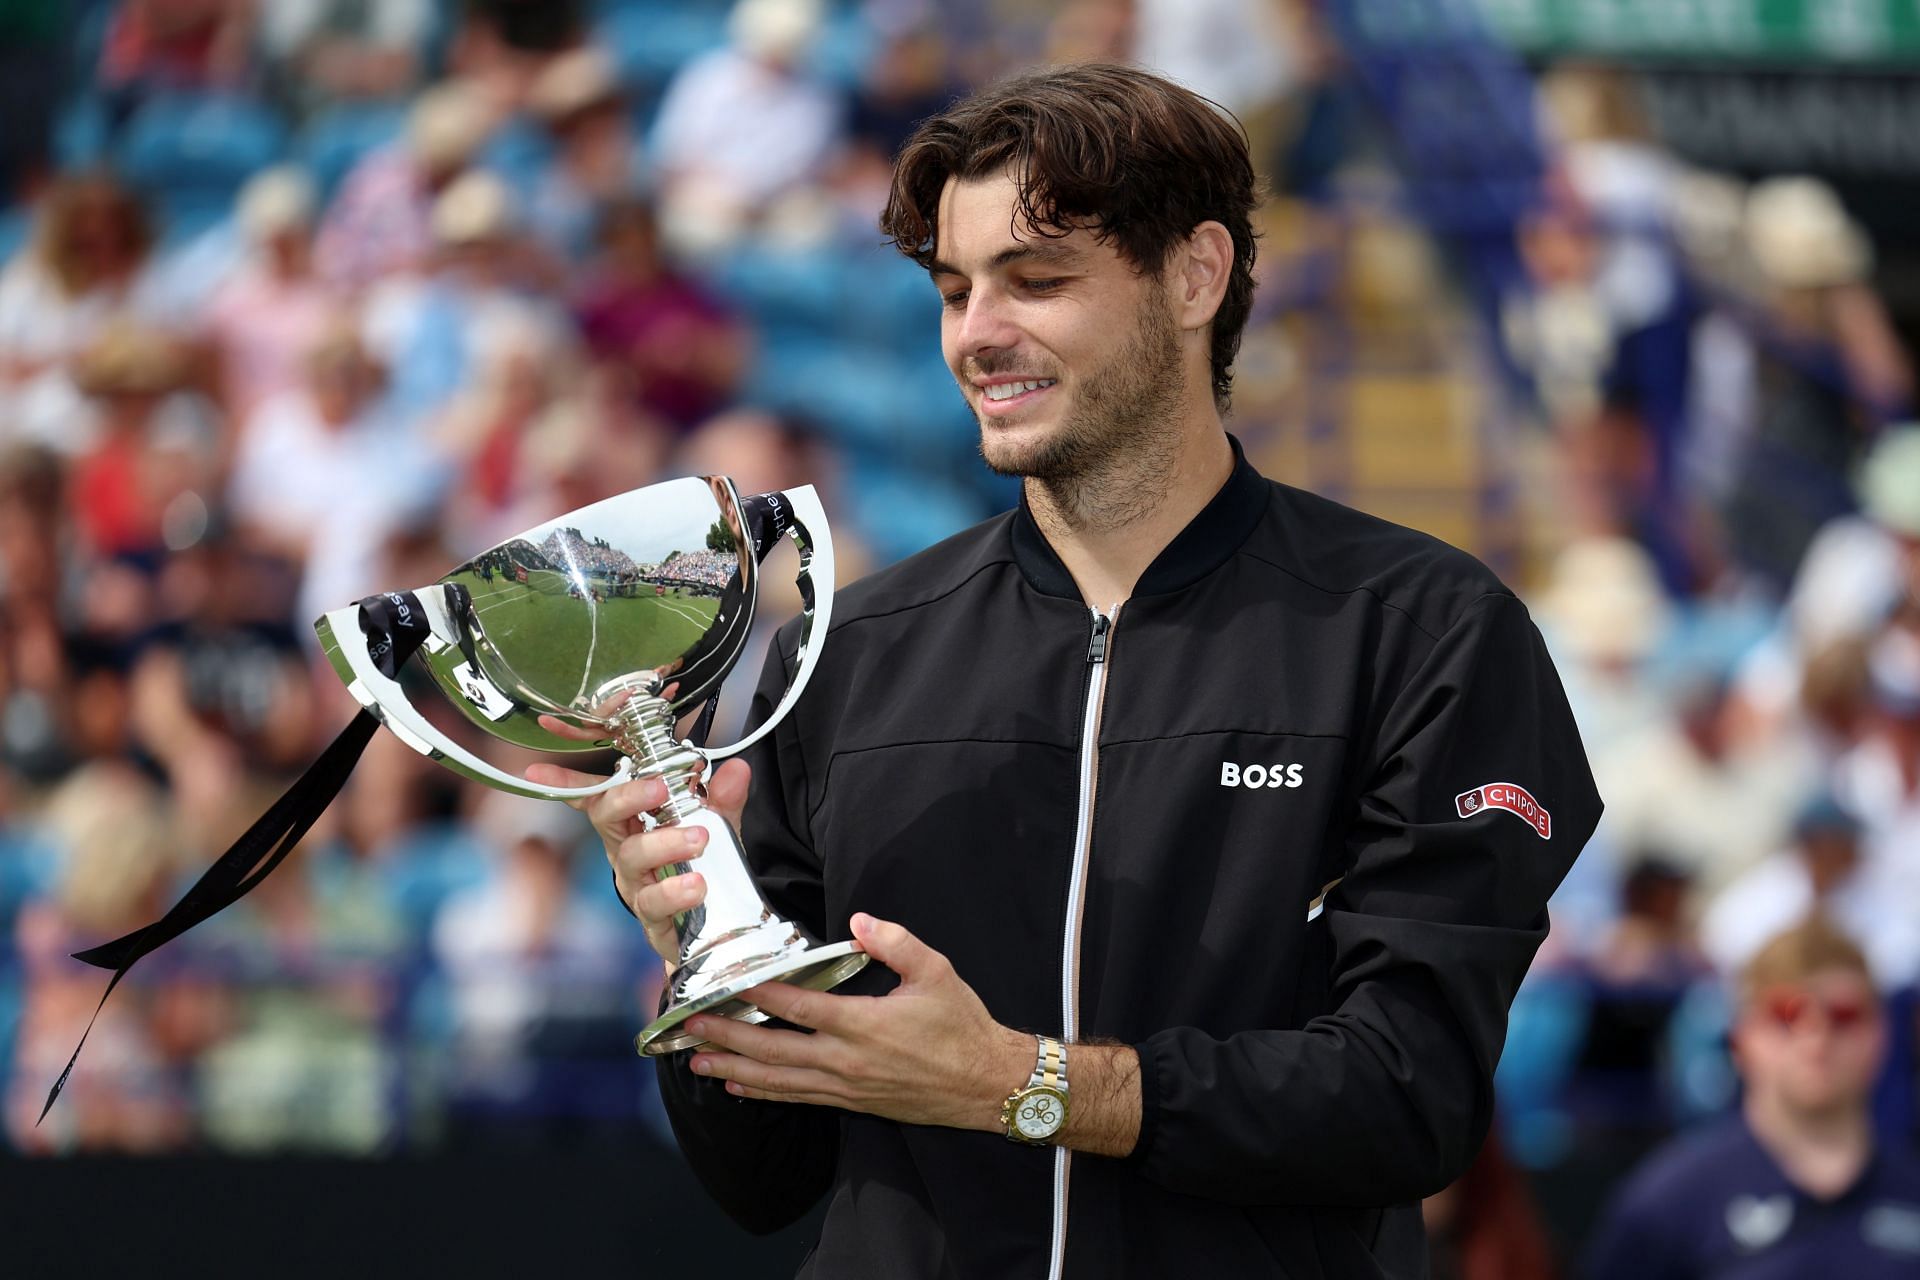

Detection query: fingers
xmin=742 ymin=981 xmax=866 ymax=1034
xmin=703 ymin=758 xmax=752 ymax=826
xmin=587 ymin=774 xmax=668 ymax=829
xmin=849 ymin=913 xmax=942 ymax=983
xmin=685 ymin=1048 xmax=846 ymax=1106
xmin=689 ymin=1015 xmax=846 ymax=1077
xmin=614 ymin=824 xmax=712 ymax=959
xmin=534 ymin=712 xmax=613 ymax=743
xmin=522 ymin=762 xmax=613 ymax=799
xmin=629 ymin=869 xmax=706 ymax=960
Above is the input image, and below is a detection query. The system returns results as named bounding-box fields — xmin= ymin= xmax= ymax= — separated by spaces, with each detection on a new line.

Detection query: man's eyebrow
xmin=927 ymin=243 xmax=1083 ymax=278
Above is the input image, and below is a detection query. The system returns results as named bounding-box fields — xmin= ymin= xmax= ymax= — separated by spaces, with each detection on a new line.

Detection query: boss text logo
xmin=1220 ymin=762 xmax=1304 ymax=789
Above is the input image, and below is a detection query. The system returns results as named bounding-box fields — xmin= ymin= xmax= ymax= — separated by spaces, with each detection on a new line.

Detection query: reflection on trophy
xmin=314 ymin=477 xmax=867 ymax=1054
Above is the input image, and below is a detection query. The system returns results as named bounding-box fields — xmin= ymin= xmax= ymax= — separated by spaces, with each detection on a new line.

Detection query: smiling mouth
xmin=981 ymin=378 xmax=1057 ymax=402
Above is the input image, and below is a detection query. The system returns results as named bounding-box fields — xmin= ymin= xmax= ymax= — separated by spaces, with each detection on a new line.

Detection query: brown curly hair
xmin=880 ymin=63 xmax=1261 ymax=410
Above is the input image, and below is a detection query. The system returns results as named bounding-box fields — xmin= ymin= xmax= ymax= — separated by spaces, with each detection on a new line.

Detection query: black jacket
xmin=660 ymin=442 xmax=1601 ymax=1278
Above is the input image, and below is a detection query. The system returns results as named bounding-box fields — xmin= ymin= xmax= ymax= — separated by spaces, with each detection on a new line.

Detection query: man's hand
xmin=685 ymin=912 xmax=1036 ymax=1133
xmin=524 ymin=750 xmax=746 ymax=967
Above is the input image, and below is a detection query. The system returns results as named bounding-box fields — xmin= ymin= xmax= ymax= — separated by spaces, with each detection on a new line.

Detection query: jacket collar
xmin=1009 ymin=434 xmax=1269 ymax=601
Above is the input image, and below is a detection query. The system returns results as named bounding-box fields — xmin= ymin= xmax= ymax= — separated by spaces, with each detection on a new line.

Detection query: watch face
xmin=1013 ymin=1087 xmax=1066 ymax=1140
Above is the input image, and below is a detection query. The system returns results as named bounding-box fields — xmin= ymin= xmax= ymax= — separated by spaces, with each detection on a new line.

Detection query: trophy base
xmin=636 ymin=939 xmax=869 ymax=1056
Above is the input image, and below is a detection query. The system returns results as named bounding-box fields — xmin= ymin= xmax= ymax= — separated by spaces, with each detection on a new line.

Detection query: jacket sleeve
xmin=656 ymin=627 xmax=840 ymax=1234
xmin=1126 ymin=592 xmax=1600 ymax=1205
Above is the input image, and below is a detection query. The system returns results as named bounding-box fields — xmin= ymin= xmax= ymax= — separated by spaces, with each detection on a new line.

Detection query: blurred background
xmin=0 ymin=0 xmax=1917 ymax=1273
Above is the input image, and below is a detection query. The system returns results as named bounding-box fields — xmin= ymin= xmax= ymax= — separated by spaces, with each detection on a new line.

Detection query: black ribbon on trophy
xmin=36 ymin=591 xmax=435 ymax=1121
xmin=39 ymin=493 xmax=814 ymax=1121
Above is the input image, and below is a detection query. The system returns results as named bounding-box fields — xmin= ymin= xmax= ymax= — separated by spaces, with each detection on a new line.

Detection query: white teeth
xmin=983 ymin=379 xmax=1055 ymax=402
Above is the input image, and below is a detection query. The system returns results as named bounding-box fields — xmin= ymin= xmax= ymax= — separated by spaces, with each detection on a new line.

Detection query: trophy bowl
xmin=314 ymin=477 xmax=867 ymax=1054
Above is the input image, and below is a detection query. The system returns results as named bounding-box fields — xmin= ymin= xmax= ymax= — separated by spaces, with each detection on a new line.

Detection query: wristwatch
xmin=1001 ymin=1035 xmax=1069 ymax=1144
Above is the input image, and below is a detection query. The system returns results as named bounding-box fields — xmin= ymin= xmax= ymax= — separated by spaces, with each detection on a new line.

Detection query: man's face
xmin=1737 ymin=966 xmax=1885 ymax=1114
xmin=931 ymin=171 xmax=1185 ymax=481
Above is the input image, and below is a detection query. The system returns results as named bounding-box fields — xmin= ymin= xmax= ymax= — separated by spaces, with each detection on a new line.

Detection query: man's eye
xmin=1025 ymin=279 xmax=1063 ymax=294
xmin=941 ymin=289 xmax=969 ymax=310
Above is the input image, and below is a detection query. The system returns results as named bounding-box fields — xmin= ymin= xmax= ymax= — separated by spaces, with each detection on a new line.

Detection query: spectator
xmin=127 ymin=526 xmax=316 ymax=851
xmin=1590 ymin=855 xmax=1707 ymax=991
xmin=1592 ymin=663 xmax=1815 ymax=896
xmin=431 ymin=792 xmax=642 ymax=1143
xmin=256 ymin=0 xmax=434 ymax=120
xmin=432 ymin=311 xmax=578 ymax=551
xmin=1736 ymin=425 xmax=1920 ymax=737
xmin=1586 ymin=919 xmax=1920 ymax=1277
xmin=648 ymin=0 xmax=844 ymax=253
xmin=524 ymin=46 xmax=639 ymax=261
xmin=1833 ymin=625 xmax=1920 ymax=941
xmin=188 ymin=820 xmax=407 ymax=1155
xmin=492 ymin=369 xmax=671 ymax=529
xmin=6 ymin=763 xmax=190 ymax=1153
xmin=1131 ymin=0 xmax=1296 ymax=121
xmin=98 ymin=0 xmax=256 ymax=109
xmin=201 ymin=166 xmax=338 ymax=427
xmin=1704 ymin=794 xmax=1920 ymax=992
xmin=1424 ymin=1128 xmax=1561 ymax=1280
xmin=362 ymin=167 xmax=570 ymax=422
xmin=446 ymin=0 xmax=586 ymax=109
xmin=0 ymin=446 xmax=75 ymax=782
xmin=313 ymin=79 xmax=499 ymax=292
xmin=0 ymin=173 xmax=165 ymax=452
xmin=574 ymin=197 xmax=746 ymax=434
xmin=65 ymin=325 xmax=217 ymax=560
xmin=850 ymin=18 xmax=959 ymax=159
xmin=1720 ymin=178 xmax=1912 ymax=592
xmin=225 ymin=323 xmax=440 ymax=628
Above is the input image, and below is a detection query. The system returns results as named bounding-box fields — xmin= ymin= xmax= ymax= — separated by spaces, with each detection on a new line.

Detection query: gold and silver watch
xmin=1000 ymin=1035 xmax=1069 ymax=1144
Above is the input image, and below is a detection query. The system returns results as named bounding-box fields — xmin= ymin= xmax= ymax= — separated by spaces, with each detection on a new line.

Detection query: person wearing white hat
xmin=203 ymin=166 xmax=339 ymax=422
xmin=1735 ymin=424 xmax=1920 ymax=728
xmin=359 ymin=168 xmax=573 ymax=428
xmin=648 ymin=0 xmax=844 ymax=253
xmin=1719 ymin=177 xmax=1912 ymax=593
xmin=314 ymin=80 xmax=501 ymax=291
xmin=525 ymin=47 xmax=640 ymax=258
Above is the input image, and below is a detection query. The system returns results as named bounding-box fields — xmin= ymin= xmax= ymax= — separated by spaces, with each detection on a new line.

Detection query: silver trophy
xmin=313 ymin=477 xmax=866 ymax=1054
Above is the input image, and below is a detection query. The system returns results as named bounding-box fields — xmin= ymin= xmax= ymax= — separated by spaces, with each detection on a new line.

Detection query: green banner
xmin=1470 ymin=0 xmax=1920 ymax=64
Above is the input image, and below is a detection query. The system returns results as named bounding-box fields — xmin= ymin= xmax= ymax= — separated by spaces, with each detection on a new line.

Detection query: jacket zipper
xmin=1049 ymin=603 xmax=1117 ymax=1280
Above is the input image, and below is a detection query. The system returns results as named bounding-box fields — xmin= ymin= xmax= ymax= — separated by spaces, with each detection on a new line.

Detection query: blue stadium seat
xmin=116 ymin=92 xmax=288 ymax=223
xmin=808 ymin=5 xmax=877 ymax=90
xmin=744 ymin=334 xmax=895 ymax=449
xmin=0 ymin=206 xmax=32 ymax=267
xmin=1495 ymin=972 xmax=1592 ymax=1168
xmin=842 ymin=249 xmax=941 ymax=352
xmin=706 ymin=245 xmax=849 ymax=331
xmin=476 ymin=116 xmax=554 ymax=197
xmin=842 ymin=454 xmax=989 ymax=562
xmin=298 ymin=100 xmax=410 ymax=201
xmin=53 ymin=92 xmax=113 ymax=168
xmin=596 ymin=1 xmax=732 ymax=90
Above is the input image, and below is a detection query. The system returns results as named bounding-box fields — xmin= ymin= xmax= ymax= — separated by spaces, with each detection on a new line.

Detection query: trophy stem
xmin=606 ymin=688 xmax=706 ymax=820
xmin=603 ymin=685 xmax=869 ymax=1056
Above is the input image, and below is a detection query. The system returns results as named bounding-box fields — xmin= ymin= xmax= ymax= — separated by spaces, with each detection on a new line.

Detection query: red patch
xmin=1455 ymin=782 xmax=1551 ymax=839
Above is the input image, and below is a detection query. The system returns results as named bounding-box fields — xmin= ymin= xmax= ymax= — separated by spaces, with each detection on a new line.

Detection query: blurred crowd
xmin=0 ymin=0 xmax=1916 ymax=1271
xmin=1500 ymin=64 xmax=1920 ymax=1156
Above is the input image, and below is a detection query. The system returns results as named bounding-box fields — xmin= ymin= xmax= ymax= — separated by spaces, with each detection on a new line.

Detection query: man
xmin=534 ymin=63 xmax=1600 ymax=1277
xmin=1586 ymin=919 xmax=1920 ymax=1277
xmin=1703 ymin=793 xmax=1920 ymax=991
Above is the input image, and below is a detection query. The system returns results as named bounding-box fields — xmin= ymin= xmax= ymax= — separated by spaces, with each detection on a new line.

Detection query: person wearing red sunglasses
xmin=1587 ymin=918 xmax=1920 ymax=1276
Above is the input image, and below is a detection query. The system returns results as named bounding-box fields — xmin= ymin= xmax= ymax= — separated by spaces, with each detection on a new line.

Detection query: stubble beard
xmin=976 ymin=281 xmax=1186 ymax=533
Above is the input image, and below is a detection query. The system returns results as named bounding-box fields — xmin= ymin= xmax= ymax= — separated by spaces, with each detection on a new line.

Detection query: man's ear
xmin=1171 ymin=220 xmax=1234 ymax=332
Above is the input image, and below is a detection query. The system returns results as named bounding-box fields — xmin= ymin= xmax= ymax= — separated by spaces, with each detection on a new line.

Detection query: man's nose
xmin=954 ymin=287 xmax=1021 ymax=356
